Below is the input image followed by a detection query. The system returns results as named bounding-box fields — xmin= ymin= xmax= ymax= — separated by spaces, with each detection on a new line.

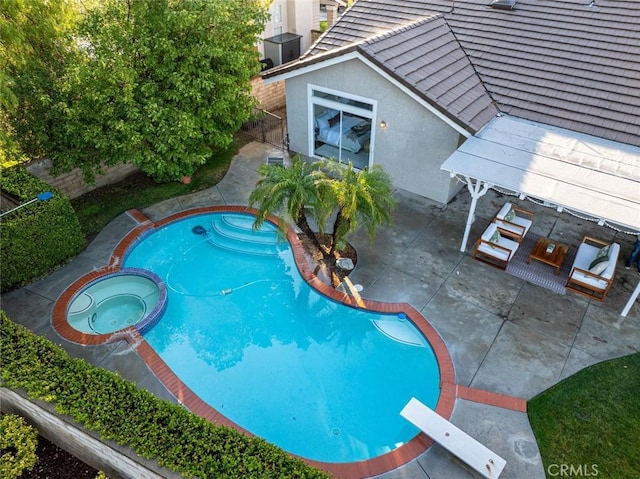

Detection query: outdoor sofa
xmin=473 ymin=222 xmax=519 ymax=270
xmin=493 ymin=202 xmax=534 ymax=243
xmin=566 ymin=236 xmax=620 ymax=301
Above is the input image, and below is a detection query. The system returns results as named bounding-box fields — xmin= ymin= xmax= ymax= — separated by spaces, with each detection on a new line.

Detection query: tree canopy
xmin=0 ymin=0 xmax=78 ymax=165
xmin=1 ymin=0 xmax=269 ymax=181
xmin=323 ymin=162 xmax=396 ymax=256
xmin=249 ymin=155 xmax=330 ymax=252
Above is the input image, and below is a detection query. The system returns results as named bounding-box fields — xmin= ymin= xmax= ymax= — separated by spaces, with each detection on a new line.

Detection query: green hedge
xmin=0 ymin=414 xmax=38 ymax=479
xmin=0 ymin=313 xmax=331 ymax=479
xmin=0 ymin=166 xmax=85 ymax=292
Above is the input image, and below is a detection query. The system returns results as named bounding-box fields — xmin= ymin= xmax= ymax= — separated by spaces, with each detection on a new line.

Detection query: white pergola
xmin=441 ymin=115 xmax=640 ymax=316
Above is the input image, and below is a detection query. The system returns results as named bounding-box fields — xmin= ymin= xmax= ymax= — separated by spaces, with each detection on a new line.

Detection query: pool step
xmin=203 ymin=215 xmax=285 ymax=256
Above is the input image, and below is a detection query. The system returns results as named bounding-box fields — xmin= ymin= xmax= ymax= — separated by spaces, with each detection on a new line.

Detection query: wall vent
xmin=490 ymin=0 xmax=516 ymax=9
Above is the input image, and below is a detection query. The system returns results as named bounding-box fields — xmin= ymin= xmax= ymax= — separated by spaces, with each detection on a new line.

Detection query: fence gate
xmin=240 ymin=109 xmax=287 ymax=151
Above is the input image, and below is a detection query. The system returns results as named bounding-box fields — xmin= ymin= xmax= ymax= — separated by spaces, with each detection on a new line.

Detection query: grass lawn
xmin=528 ymin=352 xmax=640 ymax=478
xmin=71 ymin=140 xmax=242 ymax=239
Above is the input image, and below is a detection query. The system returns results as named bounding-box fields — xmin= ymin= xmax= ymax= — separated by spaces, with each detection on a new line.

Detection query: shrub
xmin=0 ymin=414 xmax=38 ymax=479
xmin=0 ymin=166 xmax=84 ymax=292
xmin=0 ymin=312 xmax=330 ymax=479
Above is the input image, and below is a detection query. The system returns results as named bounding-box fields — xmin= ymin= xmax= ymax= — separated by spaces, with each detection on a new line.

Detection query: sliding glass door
xmin=309 ymin=86 xmax=375 ymax=170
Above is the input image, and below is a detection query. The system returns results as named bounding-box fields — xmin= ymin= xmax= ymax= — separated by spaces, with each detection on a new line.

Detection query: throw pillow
xmin=589 ymin=259 xmax=609 ymax=275
xmin=489 ymin=229 xmax=501 ymax=245
xmin=595 ymin=244 xmax=610 ymax=260
xmin=316 ymin=117 xmax=330 ymax=132
xmin=504 ymin=208 xmax=516 ymax=222
xmin=589 ymin=252 xmax=609 ymax=272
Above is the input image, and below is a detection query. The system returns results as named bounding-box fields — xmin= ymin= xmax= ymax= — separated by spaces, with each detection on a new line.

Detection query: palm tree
xmin=324 ymin=162 xmax=396 ymax=258
xmin=250 ymin=157 xmax=396 ymax=288
xmin=248 ymin=154 xmax=329 ymax=253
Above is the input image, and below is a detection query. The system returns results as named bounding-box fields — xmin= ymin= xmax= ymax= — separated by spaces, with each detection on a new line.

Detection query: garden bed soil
xmin=20 ymin=435 xmax=98 ymax=479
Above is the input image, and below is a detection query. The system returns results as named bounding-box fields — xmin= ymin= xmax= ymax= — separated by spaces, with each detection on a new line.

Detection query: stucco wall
xmin=258 ymin=0 xmax=318 ymax=60
xmin=285 ymin=59 xmax=465 ymax=204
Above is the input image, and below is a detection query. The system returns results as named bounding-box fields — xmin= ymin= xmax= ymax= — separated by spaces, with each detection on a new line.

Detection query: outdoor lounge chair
xmin=566 ymin=236 xmax=620 ymax=301
xmin=401 ymin=397 xmax=506 ymax=479
xmin=493 ymin=202 xmax=534 ymax=243
xmin=473 ymin=222 xmax=519 ymax=270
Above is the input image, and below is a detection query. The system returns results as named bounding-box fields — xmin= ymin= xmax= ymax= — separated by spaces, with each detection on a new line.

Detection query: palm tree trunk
xmin=329 ymin=209 xmax=345 ymax=257
xmin=296 ymin=210 xmax=327 ymax=257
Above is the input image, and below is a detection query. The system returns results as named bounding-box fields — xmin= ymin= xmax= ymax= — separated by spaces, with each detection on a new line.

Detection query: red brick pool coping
xmin=52 ymin=206 xmax=527 ymax=478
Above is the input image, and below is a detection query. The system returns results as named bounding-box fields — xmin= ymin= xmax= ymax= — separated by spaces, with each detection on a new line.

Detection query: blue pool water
xmin=124 ymin=213 xmax=440 ymax=463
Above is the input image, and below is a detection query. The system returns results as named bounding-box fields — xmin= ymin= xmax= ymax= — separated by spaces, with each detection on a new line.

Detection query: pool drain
xmin=332 ymin=427 xmax=341 ymax=436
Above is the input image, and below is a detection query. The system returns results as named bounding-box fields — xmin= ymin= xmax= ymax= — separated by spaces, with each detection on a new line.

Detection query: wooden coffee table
xmin=527 ymin=237 xmax=568 ymax=274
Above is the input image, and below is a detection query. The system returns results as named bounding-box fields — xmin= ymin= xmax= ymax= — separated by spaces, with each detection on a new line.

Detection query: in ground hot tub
xmin=65 ymin=269 xmax=167 ymax=336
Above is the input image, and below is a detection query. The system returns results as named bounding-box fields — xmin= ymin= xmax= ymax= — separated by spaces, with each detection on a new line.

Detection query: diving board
xmin=400 ymin=397 xmax=506 ymax=478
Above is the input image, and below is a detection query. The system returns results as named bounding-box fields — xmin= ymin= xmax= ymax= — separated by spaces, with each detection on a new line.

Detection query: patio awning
xmin=442 ymin=115 xmax=640 ymax=316
xmin=441 ymin=115 xmax=640 ymax=252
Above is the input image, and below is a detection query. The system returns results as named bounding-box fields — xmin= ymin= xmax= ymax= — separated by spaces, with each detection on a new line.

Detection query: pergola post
xmin=621 ymin=280 xmax=640 ymax=317
xmin=459 ymin=176 xmax=492 ymax=252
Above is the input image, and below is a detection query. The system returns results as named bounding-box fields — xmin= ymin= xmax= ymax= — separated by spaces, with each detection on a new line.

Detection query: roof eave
xmin=261 ymin=44 xmax=360 ymax=83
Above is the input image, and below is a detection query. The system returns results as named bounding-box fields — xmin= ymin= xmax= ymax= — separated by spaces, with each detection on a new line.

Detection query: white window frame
xmin=307 ymin=84 xmax=377 ymax=169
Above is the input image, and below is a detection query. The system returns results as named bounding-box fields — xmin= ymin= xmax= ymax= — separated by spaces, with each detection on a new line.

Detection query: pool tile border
xmin=457 ymin=385 xmax=527 ymax=413
xmin=51 ymin=206 xmax=526 ymax=478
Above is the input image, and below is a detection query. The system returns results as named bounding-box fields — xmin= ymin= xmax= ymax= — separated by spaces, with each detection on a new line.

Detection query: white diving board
xmin=400 ymin=397 xmax=506 ymax=479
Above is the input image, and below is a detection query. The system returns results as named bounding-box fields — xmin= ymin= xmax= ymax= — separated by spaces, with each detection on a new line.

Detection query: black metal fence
xmin=240 ymin=109 xmax=287 ymax=151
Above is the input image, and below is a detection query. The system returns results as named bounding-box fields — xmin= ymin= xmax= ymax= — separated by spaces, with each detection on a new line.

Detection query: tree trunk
xmin=296 ymin=210 xmax=328 ymax=258
xmin=297 ymin=210 xmax=345 ymax=288
xmin=329 ymin=209 xmax=350 ymax=257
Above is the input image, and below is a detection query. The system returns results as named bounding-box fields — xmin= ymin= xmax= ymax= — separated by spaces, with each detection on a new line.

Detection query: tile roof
xmin=359 ymin=17 xmax=499 ymax=133
xmin=265 ymin=0 xmax=640 ymax=147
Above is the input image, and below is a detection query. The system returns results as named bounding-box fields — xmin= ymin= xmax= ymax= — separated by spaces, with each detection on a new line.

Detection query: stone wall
xmin=25 ymin=159 xmax=139 ymax=200
xmin=0 ymin=388 xmax=180 ymax=479
xmin=251 ymin=76 xmax=286 ymax=113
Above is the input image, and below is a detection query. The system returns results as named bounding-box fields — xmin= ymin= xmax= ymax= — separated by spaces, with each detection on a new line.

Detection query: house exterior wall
xmin=285 ymin=59 xmax=464 ymax=204
xmin=286 ymin=0 xmax=319 ymax=53
xmin=258 ymin=0 xmax=318 ymax=60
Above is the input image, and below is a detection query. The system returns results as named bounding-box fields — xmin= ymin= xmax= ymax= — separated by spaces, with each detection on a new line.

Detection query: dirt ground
xmin=20 ymin=435 xmax=98 ymax=479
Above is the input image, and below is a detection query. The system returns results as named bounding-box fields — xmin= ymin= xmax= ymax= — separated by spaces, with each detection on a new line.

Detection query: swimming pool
xmin=123 ymin=212 xmax=440 ymax=463
xmin=52 ymin=206 xmax=456 ymax=476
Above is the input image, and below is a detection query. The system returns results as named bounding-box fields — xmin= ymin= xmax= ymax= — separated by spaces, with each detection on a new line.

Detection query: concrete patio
xmin=2 ymin=141 xmax=639 ymax=479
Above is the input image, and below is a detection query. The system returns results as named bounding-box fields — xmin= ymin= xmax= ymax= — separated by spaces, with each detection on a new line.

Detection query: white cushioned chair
xmin=566 ymin=236 xmax=620 ymax=301
xmin=493 ymin=202 xmax=534 ymax=243
xmin=473 ymin=223 xmax=519 ymax=270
